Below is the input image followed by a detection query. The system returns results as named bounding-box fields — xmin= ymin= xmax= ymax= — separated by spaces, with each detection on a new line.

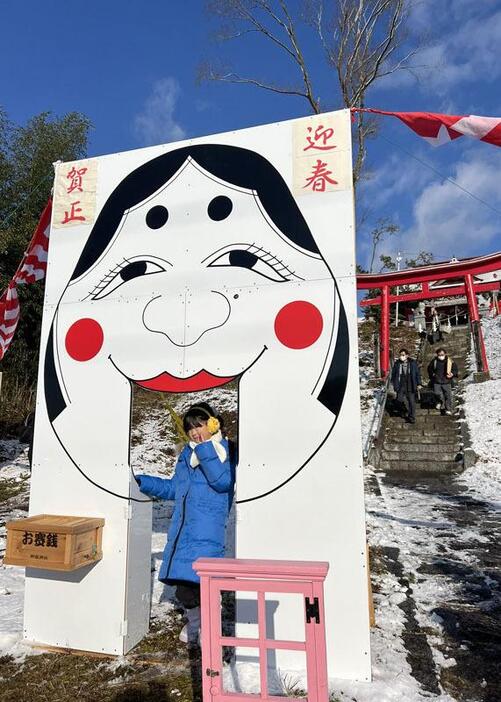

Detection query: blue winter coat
xmin=136 ymin=439 xmax=235 ymax=584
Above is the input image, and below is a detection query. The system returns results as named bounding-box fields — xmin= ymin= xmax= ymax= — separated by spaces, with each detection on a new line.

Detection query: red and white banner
xmin=0 ymin=282 xmax=20 ymax=360
xmin=0 ymin=198 xmax=52 ymax=359
xmin=16 ymin=198 xmax=51 ymax=284
xmin=353 ymin=108 xmax=501 ymax=148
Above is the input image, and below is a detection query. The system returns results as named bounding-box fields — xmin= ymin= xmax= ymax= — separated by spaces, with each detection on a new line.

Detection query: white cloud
xmin=374 ymin=6 xmax=501 ymax=97
xmin=134 ymin=78 xmax=186 ymax=146
xmin=409 ymin=0 xmax=496 ymax=29
xmin=361 ymin=152 xmax=430 ymax=211
xmin=400 ymin=150 xmax=501 ymax=258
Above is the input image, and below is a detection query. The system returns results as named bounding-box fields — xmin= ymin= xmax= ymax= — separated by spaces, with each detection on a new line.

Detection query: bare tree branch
xmin=202 ymin=0 xmax=321 ymax=113
xmin=204 ymin=68 xmax=315 ymax=99
xmin=202 ymin=0 xmax=422 ymax=186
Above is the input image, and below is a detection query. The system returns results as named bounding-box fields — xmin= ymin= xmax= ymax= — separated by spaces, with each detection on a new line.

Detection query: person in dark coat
xmin=391 ymin=348 xmax=421 ymax=423
xmin=136 ymin=403 xmax=236 ymax=644
xmin=427 ymin=347 xmax=458 ymax=415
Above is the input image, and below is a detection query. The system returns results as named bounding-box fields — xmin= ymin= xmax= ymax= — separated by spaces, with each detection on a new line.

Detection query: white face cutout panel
xmin=46 ymin=147 xmax=348 ymax=503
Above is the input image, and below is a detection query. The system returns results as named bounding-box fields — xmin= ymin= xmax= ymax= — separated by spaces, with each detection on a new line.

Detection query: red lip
xmin=134 ymin=370 xmax=236 ymax=393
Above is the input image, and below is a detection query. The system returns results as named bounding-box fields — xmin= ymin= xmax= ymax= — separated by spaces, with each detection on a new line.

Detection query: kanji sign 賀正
xmin=52 ymin=159 xmax=98 ymax=228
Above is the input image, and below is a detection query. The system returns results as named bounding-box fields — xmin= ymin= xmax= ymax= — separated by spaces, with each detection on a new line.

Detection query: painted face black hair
xmin=45 ymin=144 xmax=349 ymax=425
xmin=70 ymin=144 xmax=319 ymax=281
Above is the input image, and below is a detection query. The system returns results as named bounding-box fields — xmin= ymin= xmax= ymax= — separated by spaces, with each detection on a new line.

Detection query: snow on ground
xmin=460 ymin=316 xmax=501 ymax=506
xmin=356 ymin=315 xmax=501 ymax=701
xmin=353 ymin=411 xmax=457 ymax=697
xmin=0 ymin=442 xmax=31 ymax=661
xmin=0 ymin=319 xmax=499 ymax=700
xmin=356 ymin=470 xmax=475 ymax=702
xmin=479 ymin=315 xmax=501 ymax=378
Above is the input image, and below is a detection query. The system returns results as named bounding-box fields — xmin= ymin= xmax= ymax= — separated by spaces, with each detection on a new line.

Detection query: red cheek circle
xmin=274 ymin=301 xmax=323 ymax=349
xmin=65 ymin=318 xmax=104 ymax=361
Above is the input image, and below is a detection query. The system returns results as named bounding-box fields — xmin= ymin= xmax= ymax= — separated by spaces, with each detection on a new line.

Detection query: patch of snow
xmin=460 ymin=316 xmax=501 ymax=505
xmin=0 ymin=318 xmax=498 ymax=702
xmin=0 ymin=441 xmax=30 ymax=661
xmin=482 ymin=316 xmax=501 ymax=379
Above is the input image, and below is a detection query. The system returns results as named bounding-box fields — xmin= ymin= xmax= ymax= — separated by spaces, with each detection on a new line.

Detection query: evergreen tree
xmin=0 ymin=109 xmax=91 ymax=427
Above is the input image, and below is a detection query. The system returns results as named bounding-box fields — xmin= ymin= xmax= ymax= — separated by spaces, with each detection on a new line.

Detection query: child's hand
xmin=188 ymin=422 xmax=212 ymax=444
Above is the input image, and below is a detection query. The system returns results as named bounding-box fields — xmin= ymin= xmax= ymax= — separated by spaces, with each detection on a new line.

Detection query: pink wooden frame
xmin=194 ymin=558 xmax=329 ymax=702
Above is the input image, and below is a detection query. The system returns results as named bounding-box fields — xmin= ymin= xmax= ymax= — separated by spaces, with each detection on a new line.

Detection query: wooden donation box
xmin=4 ymin=515 xmax=104 ymax=572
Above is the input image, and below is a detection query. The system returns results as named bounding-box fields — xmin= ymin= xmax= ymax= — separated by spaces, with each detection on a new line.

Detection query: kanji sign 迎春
xmin=293 ymin=112 xmax=351 ymax=195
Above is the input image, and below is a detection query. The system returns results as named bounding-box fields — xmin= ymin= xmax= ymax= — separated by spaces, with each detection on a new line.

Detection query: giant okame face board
xmin=34 ymin=110 xmax=370 ymax=676
xmin=46 ymin=112 xmax=352 ymax=502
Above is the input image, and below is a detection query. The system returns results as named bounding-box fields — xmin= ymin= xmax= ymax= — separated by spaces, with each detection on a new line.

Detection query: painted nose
xmin=142 ymin=289 xmax=231 ymax=347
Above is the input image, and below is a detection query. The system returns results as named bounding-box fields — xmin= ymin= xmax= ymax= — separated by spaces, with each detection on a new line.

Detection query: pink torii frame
xmin=194 ymin=558 xmax=329 ymax=702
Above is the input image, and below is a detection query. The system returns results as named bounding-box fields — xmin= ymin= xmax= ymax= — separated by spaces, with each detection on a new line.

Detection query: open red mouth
xmin=109 ymin=346 xmax=267 ymax=394
xmin=134 ymin=369 xmax=236 ymax=393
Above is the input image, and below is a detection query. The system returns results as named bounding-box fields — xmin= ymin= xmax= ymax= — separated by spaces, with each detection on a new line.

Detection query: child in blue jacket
xmin=136 ymin=402 xmax=235 ymax=644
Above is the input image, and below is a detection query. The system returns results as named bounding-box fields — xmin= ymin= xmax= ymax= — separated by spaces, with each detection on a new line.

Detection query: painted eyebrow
xmin=201 ymin=242 xmax=304 ymax=281
xmin=82 ymin=255 xmax=173 ymax=300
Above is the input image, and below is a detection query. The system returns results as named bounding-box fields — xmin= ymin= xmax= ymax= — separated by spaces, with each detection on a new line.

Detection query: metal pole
xmin=395 ymin=251 xmax=402 ymax=327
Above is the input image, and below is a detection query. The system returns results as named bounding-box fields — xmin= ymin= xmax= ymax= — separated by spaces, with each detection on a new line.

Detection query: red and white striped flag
xmin=0 ymin=199 xmax=52 ymax=360
xmin=0 ymin=282 xmax=20 ymax=360
xmin=353 ymin=108 xmax=501 ymax=148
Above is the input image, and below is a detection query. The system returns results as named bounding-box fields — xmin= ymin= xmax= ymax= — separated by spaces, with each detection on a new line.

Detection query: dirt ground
xmin=0 ymin=593 xmax=204 ymax=702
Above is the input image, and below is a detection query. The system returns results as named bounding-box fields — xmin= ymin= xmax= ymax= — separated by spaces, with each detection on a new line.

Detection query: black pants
xmin=175 ymin=581 xmax=200 ymax=610
xmin=397 ymin=389 xmax=416 ymax=420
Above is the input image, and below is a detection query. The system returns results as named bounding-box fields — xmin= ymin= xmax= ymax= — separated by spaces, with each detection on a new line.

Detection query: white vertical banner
xmin=27 ymin=110 xmax=370 ymax=678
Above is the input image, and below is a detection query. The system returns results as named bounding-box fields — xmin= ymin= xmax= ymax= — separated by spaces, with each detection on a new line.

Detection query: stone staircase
xmin=378 ymin=326 xmax=471 ymax=474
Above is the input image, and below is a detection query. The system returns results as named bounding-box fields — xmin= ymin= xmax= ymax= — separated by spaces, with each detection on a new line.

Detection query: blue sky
xmin=1 ymin=0 xmax=500 ymax=270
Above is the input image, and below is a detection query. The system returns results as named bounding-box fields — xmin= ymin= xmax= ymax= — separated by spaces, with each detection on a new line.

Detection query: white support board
xmin=26 ymin=109 xmax=370 ymax=677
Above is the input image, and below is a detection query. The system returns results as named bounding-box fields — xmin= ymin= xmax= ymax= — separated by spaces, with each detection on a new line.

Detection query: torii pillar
xmin=380 ymin=284 xmax=390 ymax=377
xmin=464 ymin=273 xmax=490 ymax=380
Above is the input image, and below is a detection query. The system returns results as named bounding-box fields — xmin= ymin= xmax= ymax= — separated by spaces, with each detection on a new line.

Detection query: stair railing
xmin=363 ymin=365 xmax=392 ymax=463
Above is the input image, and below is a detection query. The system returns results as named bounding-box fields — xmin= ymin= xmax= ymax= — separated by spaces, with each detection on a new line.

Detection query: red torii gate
xmin=357 ymin=251 xmax=501 ymax=378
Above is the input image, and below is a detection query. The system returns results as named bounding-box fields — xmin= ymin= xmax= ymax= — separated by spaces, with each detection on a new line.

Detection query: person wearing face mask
xmin=427 ymin=347 xmax=458 ymax=415
xmin=391 ymin=348 xmax=421 ymax=423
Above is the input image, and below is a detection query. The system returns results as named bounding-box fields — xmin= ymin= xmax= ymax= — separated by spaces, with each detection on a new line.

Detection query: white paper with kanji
xmin=293 ymin=112 xmax=351 ymax=195
xmin=52 ymin=159 xmax=98 ymax=228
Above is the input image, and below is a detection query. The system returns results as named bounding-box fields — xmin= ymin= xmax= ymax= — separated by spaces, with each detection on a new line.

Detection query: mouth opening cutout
xmin=128 ymin=346 xmax=268 ymax=501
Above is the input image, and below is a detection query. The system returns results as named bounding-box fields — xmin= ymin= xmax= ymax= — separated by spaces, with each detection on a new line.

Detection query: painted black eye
xmin=207 ymin=247 xmax=290 ymax=282
xmin=92 ymin=259 xmax=167 ymax=300
xmin=208 ymin=196 xmax=233 ymax=221
xmin=119 ymin=261 xmax=148 ymax=282
xmin=146 ymin=205 xmax=169 ymax=229
xmin=229 ymin=250 xmax=258 ymax=269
